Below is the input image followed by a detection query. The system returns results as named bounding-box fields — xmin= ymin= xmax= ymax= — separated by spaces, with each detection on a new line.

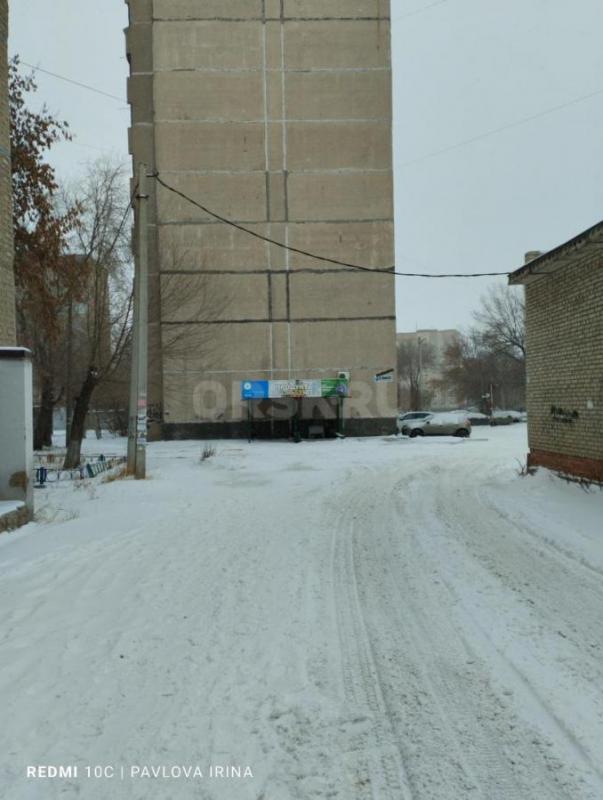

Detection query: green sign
xmin=321 ymin=378 xmax=349 ymax=398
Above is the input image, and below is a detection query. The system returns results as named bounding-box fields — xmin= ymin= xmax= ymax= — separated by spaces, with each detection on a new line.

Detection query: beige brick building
xmin=0 ymin=0 xmax=16 ymax=346
xmin=509 ymin=224 xmax=603 ymax=481
xmin=125 ymin=0 xmax=397 ymax=438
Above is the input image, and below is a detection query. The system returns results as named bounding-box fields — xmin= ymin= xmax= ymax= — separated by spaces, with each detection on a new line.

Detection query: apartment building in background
xmin=125 ymin=0 xmax=397 ymax=438
xmin=396 ymin=329 xmax=461 ymax=410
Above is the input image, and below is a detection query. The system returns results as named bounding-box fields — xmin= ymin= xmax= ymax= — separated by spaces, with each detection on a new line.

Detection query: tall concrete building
xmin=125 ymin=0 xmax=397 ymax=438
xmin=0 ymin=0 xmax=16 ymax=346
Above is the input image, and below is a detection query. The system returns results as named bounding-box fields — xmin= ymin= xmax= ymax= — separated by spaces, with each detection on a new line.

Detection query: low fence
xmin=34 ymin=455 xmax=127 ymax=487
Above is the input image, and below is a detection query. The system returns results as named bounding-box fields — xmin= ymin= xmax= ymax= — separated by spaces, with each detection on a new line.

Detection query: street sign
xmin=374 ymin=369 xmax=394 ymax=383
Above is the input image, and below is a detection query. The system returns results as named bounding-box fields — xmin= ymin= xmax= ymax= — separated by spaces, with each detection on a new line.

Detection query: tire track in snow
xmin=326 ymin=462 xmax=595 ymax=799
xmin=334 ymin=473 xmax=522 ymax=799
xmin=429 ymin=466 xmax=603 ymax=718
xmin=330 ymin=470 xmax=414 ymax=800
xmin=398 ymin=459 xmax=603 ymax=798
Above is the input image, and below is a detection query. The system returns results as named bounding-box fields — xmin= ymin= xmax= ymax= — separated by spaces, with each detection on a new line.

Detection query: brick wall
xmin=0 ymin=0 xmax=16 ymax=346
xmin=524 ymin=253 xmax=603 ymax=475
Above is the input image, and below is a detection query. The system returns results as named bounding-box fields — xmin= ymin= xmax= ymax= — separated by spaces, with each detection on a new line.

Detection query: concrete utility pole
xmin=417 ymin=335 xmax=425 ymax=410
xmin=127 ymin=163 xmax=149 ymax=478
xmin=65 ymin=297 xmax=73 ymax=447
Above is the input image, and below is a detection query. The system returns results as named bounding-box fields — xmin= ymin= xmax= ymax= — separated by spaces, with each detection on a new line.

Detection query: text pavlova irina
xmin=131 ymin=765 xmax=253 ymax=779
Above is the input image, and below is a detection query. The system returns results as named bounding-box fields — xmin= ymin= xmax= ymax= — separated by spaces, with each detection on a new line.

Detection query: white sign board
xmin=269 ymin=379 xmax=323 ymax=398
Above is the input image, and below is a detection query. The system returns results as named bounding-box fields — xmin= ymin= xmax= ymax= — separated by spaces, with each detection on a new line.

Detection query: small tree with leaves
xmin=9 ymin=56 xmax=82 ymax=448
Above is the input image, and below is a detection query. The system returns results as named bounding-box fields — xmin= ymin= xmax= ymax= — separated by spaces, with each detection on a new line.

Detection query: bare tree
xmin=440 ymin=327 xmax=525 ymax=411
xmin=474 ymin=284 xmax=525 ymax=362
xmin=62 ymin=159 xmax=133 ymax=468
xmin=397 ymin=338 xmax=435 ymax=410
xmin=436 ymin=286 xmax=527 ymax=412
xmin=144 ymin=246 xmax=232 ymax=429
xmin=159 ymin=252 xmax=231 ymax=360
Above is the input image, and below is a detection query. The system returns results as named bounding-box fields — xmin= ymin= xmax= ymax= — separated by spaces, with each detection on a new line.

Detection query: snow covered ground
xmin=0 ymin=500 xmax=25 ymax=516
xmin=1 ymin=425 xmax=602 ymax=799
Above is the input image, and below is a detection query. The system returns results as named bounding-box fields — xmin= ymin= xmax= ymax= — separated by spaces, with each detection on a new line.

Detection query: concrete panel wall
xmin=284 ymin=21 xmax=391 ymax=69
xmin=154 ymin=1 xmax=263 ymax=20
xmin=286 ymin=122 xmax=392 ymax=170
xmin=155 ymin=123 xmax=266 ymax=171
xmin=163 ymin=367 xmax=397 ymax=428
xmin=289 ymin=272 xmax=393 ymax=319
xmin=154 ymin=72 xmax=264 ymax=121
xmin=162 ymin=321 xmax=272 ymax=374
xmin=287 ymin=173 xmax=393 ymax=221
xmin=126 ymin=0 xmax=397 ymax=433
xmin=283 ymin=0 xmax=390 ymax=18
xmin=154 ymin=22 xmax=263 ymax=70
xmin=285 ymin=72 xmax=392 ymax=120
xmin=292 ymin=319 xmax=394 ymax=370
xmin=159 ymin=224 xmax=273 ymax=271
xmin=156 ymin=174 xmax=267 ymax=223
xmin=286 ymin=221 xmax=395 ymax=269
xmin=161 ymin=273 xmax=269 ymax=322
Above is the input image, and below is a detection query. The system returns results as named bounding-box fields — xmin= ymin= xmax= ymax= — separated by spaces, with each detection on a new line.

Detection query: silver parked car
xmin=396 ymin=411 xmax=432 ymax=433
xmin=402 ymin=412 xmax=472 ymax=438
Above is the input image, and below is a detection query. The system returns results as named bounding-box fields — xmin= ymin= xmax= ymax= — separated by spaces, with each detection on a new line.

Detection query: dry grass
xmin=516 ymin=459 xmax=537 ymax=477
xmin=200 ymin=445 xmax=216 ymax=462
xmin=102 ymin=466 xmax=130 ymax=484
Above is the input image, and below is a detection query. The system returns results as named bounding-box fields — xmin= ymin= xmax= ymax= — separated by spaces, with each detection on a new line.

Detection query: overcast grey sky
xmin=10 ymin=0 xmax=603 ymax=332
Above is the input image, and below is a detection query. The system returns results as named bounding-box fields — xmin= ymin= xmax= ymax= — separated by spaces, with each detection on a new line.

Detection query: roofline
xmin=509 ymin=218 xmax=603 ymax=285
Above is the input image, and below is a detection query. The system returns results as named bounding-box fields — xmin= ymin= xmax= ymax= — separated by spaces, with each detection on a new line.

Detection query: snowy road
xmin=1 ymin=426 xmax=602 ymax=799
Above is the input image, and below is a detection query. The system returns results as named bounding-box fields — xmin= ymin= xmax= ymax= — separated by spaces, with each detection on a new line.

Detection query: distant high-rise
xmin=125 ymin=0 xmax=397 ymax=437
xmin=397 ymin=330 xmax=462 ymax=410
xmin=0 ymin=0 xmax=16 ymax=346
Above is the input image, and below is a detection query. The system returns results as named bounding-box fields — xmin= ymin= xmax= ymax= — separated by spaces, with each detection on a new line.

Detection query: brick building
xmin=509 ymin=223 xmax=603 ymax=481
xmin=0 ymin=0 xmax=16 ymax=346
xmin=125 ymin=0 xmax=397 ymax=438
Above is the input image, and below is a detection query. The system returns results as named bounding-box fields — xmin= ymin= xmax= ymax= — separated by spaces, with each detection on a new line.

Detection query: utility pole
xmin=65 ymin=296 xmax=73 ymax=447
xmin=126 ymin=241 xmax=139 ymax=472
xmin=127 ymin=163 xmax=149 ymax=478
xmin=416 ymin=335 xmax=425 ymax=410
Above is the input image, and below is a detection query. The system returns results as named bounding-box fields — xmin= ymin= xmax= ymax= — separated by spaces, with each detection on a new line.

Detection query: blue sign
xmin=241 ymin=380 xmax=269 ymax=400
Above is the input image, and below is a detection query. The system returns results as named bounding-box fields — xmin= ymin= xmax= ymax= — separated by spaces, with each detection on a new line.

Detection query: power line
xmin=153 ymin=173 xmax=509 ymax=278
xmin=19 ymin=59 xmax=603 ymax=173
xmin=20 ymin=60 xmax=127 ymax=105
xmin=400 ymin=86 xmax=603 ymax=168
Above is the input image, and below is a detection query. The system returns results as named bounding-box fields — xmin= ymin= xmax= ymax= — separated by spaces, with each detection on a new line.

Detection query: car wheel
xmin=409 ymin=429 xmax=423 ymax=438
xmin=455 ymin=428 xmax=470 ymax=438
